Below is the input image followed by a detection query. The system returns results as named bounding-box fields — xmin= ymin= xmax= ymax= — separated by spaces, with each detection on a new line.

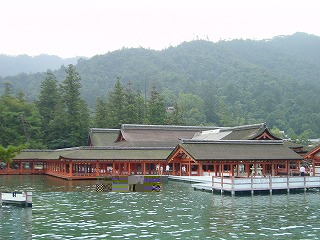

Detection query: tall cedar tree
xmin=146 ymin=86 xmax=166 ymax=125
xmin=37 ymin=72 xmax=59 ymax=146
xmin=49 ymin=65 xmax=90 ymax=148
xmin=123 ymin=81 xmax=142 ymax=124
xmin=94 ymin=97 xmax=108 ymax=128
xmin=135 ymin=89 xmax=145 ymax=124
xmin=105 ymin=78 xmax=126 ymax=128
xmin=94 ymin=79 xmax=146 ymax=128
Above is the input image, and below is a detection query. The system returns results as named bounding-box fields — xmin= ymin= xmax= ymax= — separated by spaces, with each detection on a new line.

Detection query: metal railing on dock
xmin=212 ymin=176 xmax=320 ymax=195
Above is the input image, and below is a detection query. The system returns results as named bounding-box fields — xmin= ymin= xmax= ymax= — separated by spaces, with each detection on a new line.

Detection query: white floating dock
xmin=168 ymin=176 xmax=213 ymax=191
xmin=0 ymin=192 xmax=32 ymax=207
xmin=212 ymin=176 xmax=320 ymax=195
xmin=168 ymin=176 xmax=320 ymax=195
xmin=168 ymin=175 xmax=212 ymax=183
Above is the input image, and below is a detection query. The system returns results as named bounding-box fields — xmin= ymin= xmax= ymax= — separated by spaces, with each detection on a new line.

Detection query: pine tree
xmin=49 ymin=64 xmax=90 ymax=148
xmin=105 ymin=77 xmax=126 ymax=128
xmin=146 ymin=86 xmax=166 ymax=125
xmin=123 ymin=81 xmax=139 ymax=124
xmin=94 ymin=97 xmax=108 ymax=128
xmin=135 ymin=89 xmax=145 ymax=124
xmin=37 ymin=72 xmax=59 ymax=146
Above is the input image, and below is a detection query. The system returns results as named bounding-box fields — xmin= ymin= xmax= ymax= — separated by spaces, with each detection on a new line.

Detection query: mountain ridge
xmin=1 ymin=32 xmax=320 ymax=136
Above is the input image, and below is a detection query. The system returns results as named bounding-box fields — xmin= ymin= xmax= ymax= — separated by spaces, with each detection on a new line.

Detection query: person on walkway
xmin=160 ymin=166 xmax=163 ymax=175
xmin=166 ymin=165 xmax=170 ymax=175
xmin=182 ymin=165 xmax=186 ymax=176
xmin=156 ymin=164 xmax=160 ymax=174
xmin=310 ymin=165 xmax=313 ymax=176
xmin=300 ymin=165 xmax=306 ymax=176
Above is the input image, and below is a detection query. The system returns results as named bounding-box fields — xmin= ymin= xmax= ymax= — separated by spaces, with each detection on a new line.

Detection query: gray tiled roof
xmin=192 ymin=123 xmax=280 ymax=141
xmin=14 ymin=147 xmax=171 ymax=161
xmin=60 ymin=147 xmax=171 ymax=160
xmin=88 ymin=128 xmax=120 ymax=146
xmin=119 ymin=124 xmax=219 ymax=143
xmin=170 ymin=140 xmax=303 ymax=161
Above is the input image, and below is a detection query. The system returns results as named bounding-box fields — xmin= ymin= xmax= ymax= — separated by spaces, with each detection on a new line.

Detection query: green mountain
xmin=1 ymin=32 xmax=320 ymax=137
xmin=0 ymin=54 xmax=80 ymax=77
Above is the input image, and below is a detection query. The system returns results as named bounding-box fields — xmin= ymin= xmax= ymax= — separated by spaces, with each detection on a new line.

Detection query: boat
xmin=0 ymin=191 xmax=32 ymax=207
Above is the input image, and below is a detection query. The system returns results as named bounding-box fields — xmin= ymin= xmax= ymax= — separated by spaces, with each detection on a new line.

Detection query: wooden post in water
xmin=251 ymin=176 xmax=254 ymax=195
xmin=212 ymin=176 xmax=214 ymax=193
xmin=26 ymin=192 xmax=32 ymax=207
xmin=287 ymin=175 xmax=290 ymax=193
xmin=221 ymin=166 xmax=224 ymax=195
xmin=69 ymin=161 xmax=73 ymax=178
xmin=231 ymin=176 xmax=235 ymax=196
xmin=269 ymin=175 xmax=272 ymax=195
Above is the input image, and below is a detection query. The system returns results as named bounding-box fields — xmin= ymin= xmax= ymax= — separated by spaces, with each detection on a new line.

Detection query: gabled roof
xmin=14 ymin=146 xmax=171 ymax=161
xmin=304 ymin=144 xmax=320 ymax=159
xmin=116 ymin=124 xmax=220 ymax=144
xmin=87 ymin=128 xmax=120 ymax=146
xmin=60 ymin=147 xmax=171 ymax=160
xmin=13 ymin=150 xmax=59 ymax=160
xmin=112 ymin=140 xmax=178 ymax=148
xmin=167 ymin=140 xmax=303 ymax=161
xmin=191 ymin=123 xmax=281 ymax=141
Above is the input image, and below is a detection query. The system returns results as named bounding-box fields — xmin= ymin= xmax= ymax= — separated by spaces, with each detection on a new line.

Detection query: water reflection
xmin=0 ymin=175 xmax=96 ymax=192
xmin=0 ymin=205 xmax=32 ymax=240
xmin=1 ymin=176 xmax=320 ymax=239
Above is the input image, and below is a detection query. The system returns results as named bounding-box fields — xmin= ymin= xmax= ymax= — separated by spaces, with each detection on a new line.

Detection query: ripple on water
xmin=2 ymin=176 xmax=320 ymax=239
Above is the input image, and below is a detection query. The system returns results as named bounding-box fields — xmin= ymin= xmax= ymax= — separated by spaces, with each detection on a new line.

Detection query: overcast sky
xmin=0 ymin=0 xmax=319 ymax=58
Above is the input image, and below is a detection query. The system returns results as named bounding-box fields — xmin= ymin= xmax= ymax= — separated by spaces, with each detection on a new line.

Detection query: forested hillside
xmin=0 ymin=54 xmax=79 ymax=77
xmin=1 ymin=32 xmax=320 ymax=140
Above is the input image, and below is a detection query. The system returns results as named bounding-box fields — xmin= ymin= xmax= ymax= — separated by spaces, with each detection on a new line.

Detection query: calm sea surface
xmin=1 ymin=175 xmax=320 ymax=239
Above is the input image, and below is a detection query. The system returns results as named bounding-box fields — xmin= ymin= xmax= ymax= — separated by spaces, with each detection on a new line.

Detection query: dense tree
xmin=135 ymin=89 xmax=146 ymax=124
xmin=165 ymin=102 xmax=185 ymax=125
xmin=94 ymin=79 xmax=147 ymax=128
xmin=36 ymin=72 xmax=59 ymax=146
xmin=122 ymin=81 xmax=139 ymax=124
xmin=94 ymin=97 xmax=108 ymax=128
xmin=2 ymin=33 xmax=320 ymax=138
xmin=105 ymin=77 xmax=126 ymax=128
xmin=47 ymin=65 xmax=90 ymax=148
xmin=0 ymin=145 xmax=25 ymax=164
xmin=176 ymin=93 xmax=206 ymax=126
xmin=0 ymin=90 xmax=44 ymax=148
xmin=146 ymin=86 xmax=166 ymax=125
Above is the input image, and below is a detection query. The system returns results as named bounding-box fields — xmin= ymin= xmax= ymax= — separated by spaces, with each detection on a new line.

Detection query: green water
xmin=1 ymin=175 xmax=320 ymax=239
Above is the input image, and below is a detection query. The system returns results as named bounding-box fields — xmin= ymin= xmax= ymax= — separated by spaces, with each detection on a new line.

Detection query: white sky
xmin=0 ymin=0 xmax=319 ymax=58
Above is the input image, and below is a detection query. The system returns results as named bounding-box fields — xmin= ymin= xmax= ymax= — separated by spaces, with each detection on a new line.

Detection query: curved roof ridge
xmin=89 ymin=128 xmax=120 ymax=133
xmin=121 ymin=124 xmax=219 ymax=131
xmin=78 ymin=146 xmax=173 ymax=150
xmin=181 ymin=139 xmax=283 ymax=145
xmin=22 ymin=149 xmax=56 ymax=152
xmin=219 ymin=123 xmax=266 ymax=132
